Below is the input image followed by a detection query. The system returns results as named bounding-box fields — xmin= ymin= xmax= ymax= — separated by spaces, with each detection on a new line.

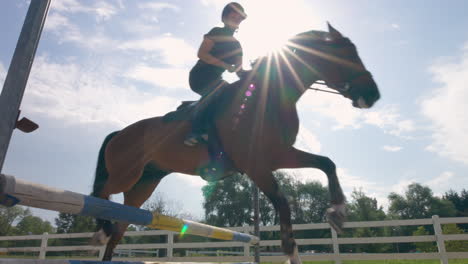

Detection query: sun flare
xmin=237 ymin=0 xmax=320 ymax=68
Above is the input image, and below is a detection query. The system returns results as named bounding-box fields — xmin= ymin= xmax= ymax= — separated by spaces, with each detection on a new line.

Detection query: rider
xmin=184 ymin=2 xmax=247 ymax=146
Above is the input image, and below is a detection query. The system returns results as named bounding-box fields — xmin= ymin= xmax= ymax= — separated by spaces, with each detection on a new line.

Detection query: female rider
xmin=184 ymin=2 xmax=247 ymax=146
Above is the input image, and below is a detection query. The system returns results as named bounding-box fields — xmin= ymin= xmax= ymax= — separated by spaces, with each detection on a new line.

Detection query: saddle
xmin=162 ymin=99 xmax=239 ymax=182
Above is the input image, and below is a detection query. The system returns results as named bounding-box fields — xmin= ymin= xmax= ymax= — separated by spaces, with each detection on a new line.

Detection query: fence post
xmin=38 ymin=232 xmax=48 ymax=259
xmin=331 ymin=228 xmax=342 ymax=264
xmin=167 ymin=232 xmax=174 ymax=259
xmin=98 ymin=246 xmax=106 ymax=260
xmin=243 ymin=226 xmax=251 ymax=258
xmin=432 ymin=215 xmax=448 ymax=264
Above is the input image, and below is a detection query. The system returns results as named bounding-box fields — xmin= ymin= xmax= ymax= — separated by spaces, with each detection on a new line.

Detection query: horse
xmin=90 ymin=23 xmax=380 ymax=263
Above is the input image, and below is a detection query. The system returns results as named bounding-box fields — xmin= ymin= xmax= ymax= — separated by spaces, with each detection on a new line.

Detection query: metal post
xmin=0 ymin=0 xmax=51 ymax=171
xmin=252 ymin=184 xmax=260 ymax=263
xmin=432 ymin=215 xmax=448 ymax=264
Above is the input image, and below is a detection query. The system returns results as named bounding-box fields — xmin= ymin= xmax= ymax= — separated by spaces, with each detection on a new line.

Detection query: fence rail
xmin=0 ymin=216 xmax=467 ymax=264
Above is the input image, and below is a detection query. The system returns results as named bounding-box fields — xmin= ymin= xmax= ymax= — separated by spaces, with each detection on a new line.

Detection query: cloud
xmin=294 ymin=125 xmax=322 ymax=153
xmin=299 ymin=91 xmax=415 ymax=137
xmin=138 ymin=2 xmax=180 ymax=12
xmin=174 ymin=173 xmax=206 ymax=188
xmin=391 ymin=23 xmax=400 ymax=30
xmin=119 ymin=36 xmax=196 ymax=67
xmin=125 ymin=65 xmax=190 ymax=90
xmin=426 ymin=171 xmax=454 ymax=195
xmin=200 ymin=0 xmax=226 ymax=7
xmin=421 ymin=42 xmax=468 ymax=165
xmin=51 ymin=0 xmax=119 ymax=21
xmin=24 ymin=56 xmax=179 ymax=127
xmin=363 ymin=105 xmax=415 ymax=136
xmin=382 ymin=145 xmax=402 ymax=152
xmin=45 ymin=12 xmax=117 ymax=50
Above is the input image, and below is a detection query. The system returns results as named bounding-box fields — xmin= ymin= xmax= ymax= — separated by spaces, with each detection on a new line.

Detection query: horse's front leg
xmin=250 ymin=171 xmax=301 ymax=264
xmin=276 ymin=147 xmax=346 ymax=233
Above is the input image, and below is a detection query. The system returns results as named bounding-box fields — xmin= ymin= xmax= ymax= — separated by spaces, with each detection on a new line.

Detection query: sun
xmin=237 ymin=0 xmax=321 ymax=67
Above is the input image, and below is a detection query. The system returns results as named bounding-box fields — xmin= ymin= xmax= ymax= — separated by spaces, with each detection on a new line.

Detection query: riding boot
xmin=184 ymin=85 xmax=224 ymax=146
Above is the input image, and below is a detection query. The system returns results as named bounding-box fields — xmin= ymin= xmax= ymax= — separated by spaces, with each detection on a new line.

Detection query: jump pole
xmin=0 ymin=174 xmax=259 ymax=244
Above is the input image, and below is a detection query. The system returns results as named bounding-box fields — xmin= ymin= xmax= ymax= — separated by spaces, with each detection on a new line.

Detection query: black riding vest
xmin=189 ymin=26 xmax=243 ymax=95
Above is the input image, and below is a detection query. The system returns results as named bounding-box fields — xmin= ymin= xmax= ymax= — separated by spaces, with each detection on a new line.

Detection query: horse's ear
xmin=327 ymin=22 xmax=343 ymax=39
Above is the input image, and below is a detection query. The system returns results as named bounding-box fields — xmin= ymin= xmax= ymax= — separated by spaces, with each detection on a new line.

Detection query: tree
xmin=388 ymin=183 xmax=456 ymax=219
xmin=444 ymin=190 xmax=468 ymax=230
xmin=443 ymin=224 xmax=468 ymax=252
xmin=412 ymin=226 xmax=436 ymax=252
xmin=202 ymin=171 xmax=331 ymax=227
xmin=348 ymin=189 xmax=386 ymax=222
xmin=15 ymin=215 xmax=54 ymax=235
xmin=55 ymin=213 xmax=96 ymax=234
xmin=0 ymin=206 xmax=29 ymax=236
xmin=344 ymin=190 xmax=389 ymax=253
xmin=203 ymin=173 xmax=254 ymax=227
xmin=388 ymin=183 xmax=457 ymax=253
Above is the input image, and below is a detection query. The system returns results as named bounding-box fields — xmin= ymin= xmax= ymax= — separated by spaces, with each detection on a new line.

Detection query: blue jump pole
xmin=0 ymin=174 xmax=259 ymax=244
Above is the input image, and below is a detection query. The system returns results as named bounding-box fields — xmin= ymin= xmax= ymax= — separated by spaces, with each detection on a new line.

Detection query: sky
xmin=1 ymin=0 xmax=467 ymax=225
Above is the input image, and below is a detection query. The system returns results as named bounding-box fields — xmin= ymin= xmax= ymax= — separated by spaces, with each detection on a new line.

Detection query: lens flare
xmin=181 ymin=224 xmax=189 ymax=235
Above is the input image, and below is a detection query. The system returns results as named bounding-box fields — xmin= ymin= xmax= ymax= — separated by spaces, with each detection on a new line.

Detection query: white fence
xmin=0 ymin=216 xmax=467 ymax=264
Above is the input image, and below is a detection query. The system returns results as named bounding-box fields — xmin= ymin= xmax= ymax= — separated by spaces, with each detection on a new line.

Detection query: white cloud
xmin=382 ymin=145 xmax=402 ymax=152
xmin=422 ymin=42 xmax=468 ymax=165
xmin=119 ymin=36 xmax=196 ymax=67
xmin=138 ymin=2 xmax=180 ymax=12
xmin=391 ymin=23 xmax=400 ymax=30
xmin=294 ymin=125 xmax=321 ymax=153
xmin=45 ymin=12 xmax=117 ymax=50
xmin=298 ymin=91 xmax=362 ymax=130
xmin=44 ymin=12 xmax=70 ymax=31
xmin=51 ymin=0 xmax=119 ymax=21
xmin=299 ymin=91 xmax=415 ymax=137
xmin=200 ymin=0 xmax=226 ymax=7
xmin=24 ymin=56 xmax=179 ymax=126
xmin=174 ymin=173 xmax=206 ymax=188
xmin=426 ymin=171 xmax=454 ymax=195
xmin=363 ymin=105 xmax=415 ymax=136
xmin=125 ymin=65 xmax=189 ymax=90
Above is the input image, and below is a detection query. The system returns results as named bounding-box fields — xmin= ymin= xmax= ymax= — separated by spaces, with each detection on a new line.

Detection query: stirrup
xmin=184 ymin=133 xmax=208 ymax=147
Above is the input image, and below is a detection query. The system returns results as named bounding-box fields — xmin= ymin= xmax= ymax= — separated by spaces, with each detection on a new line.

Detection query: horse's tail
xmin=91 ymin=131 xmax=120 ymax=197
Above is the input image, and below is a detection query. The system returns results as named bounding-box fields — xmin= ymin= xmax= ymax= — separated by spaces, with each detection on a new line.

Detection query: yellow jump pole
xmin=0 ymin=174 xmax=259 ymax=244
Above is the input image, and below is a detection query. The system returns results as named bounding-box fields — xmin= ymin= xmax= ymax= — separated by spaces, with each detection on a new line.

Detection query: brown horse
xmin=91 ymin=23 xmax=380 ymax=263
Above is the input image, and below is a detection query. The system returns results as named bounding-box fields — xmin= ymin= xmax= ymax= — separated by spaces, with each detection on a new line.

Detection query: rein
xmin=308 ymin=81 xmax=340 ymax=95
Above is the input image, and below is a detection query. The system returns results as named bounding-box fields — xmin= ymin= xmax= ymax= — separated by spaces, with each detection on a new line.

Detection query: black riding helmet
xmin=221 ymin=2 xmax=247 ymax=22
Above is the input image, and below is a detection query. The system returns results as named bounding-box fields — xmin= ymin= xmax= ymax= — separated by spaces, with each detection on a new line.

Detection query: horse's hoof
xmin=326 ymin=205 xmax=346 ymax=234
xmin=90 ymin=229 xmax=110 ymax=246
xmin=285 ymin=246 xmax=302 ymax=264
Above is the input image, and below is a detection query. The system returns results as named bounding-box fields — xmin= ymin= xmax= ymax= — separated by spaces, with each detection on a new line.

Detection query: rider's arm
xmin=198 ymin=38 xmax=232 ymax=71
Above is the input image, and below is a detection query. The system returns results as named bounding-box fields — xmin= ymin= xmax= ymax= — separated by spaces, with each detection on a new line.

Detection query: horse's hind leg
xmin=250 ymin=171 xmax=301 ymax=264
xmin=277 ymin=147 xmax=346 ymax=233
xmin=91 ymin=159 xmax=146 ymax=247
xmin=101 ymin=168 xmax=168 ymax=261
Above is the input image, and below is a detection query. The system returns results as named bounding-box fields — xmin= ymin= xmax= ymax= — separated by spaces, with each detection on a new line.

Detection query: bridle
xmin=310 ymin=70 xmax=372 ymax=97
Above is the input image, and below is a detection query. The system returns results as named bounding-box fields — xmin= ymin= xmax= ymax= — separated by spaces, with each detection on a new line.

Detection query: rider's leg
xmin=185 ymin=79 xmax=227 ymax=146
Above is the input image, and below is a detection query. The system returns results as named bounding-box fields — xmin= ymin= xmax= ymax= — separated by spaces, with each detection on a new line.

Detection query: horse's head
xmin=286 ymin=23 xmax=380 ymax=108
